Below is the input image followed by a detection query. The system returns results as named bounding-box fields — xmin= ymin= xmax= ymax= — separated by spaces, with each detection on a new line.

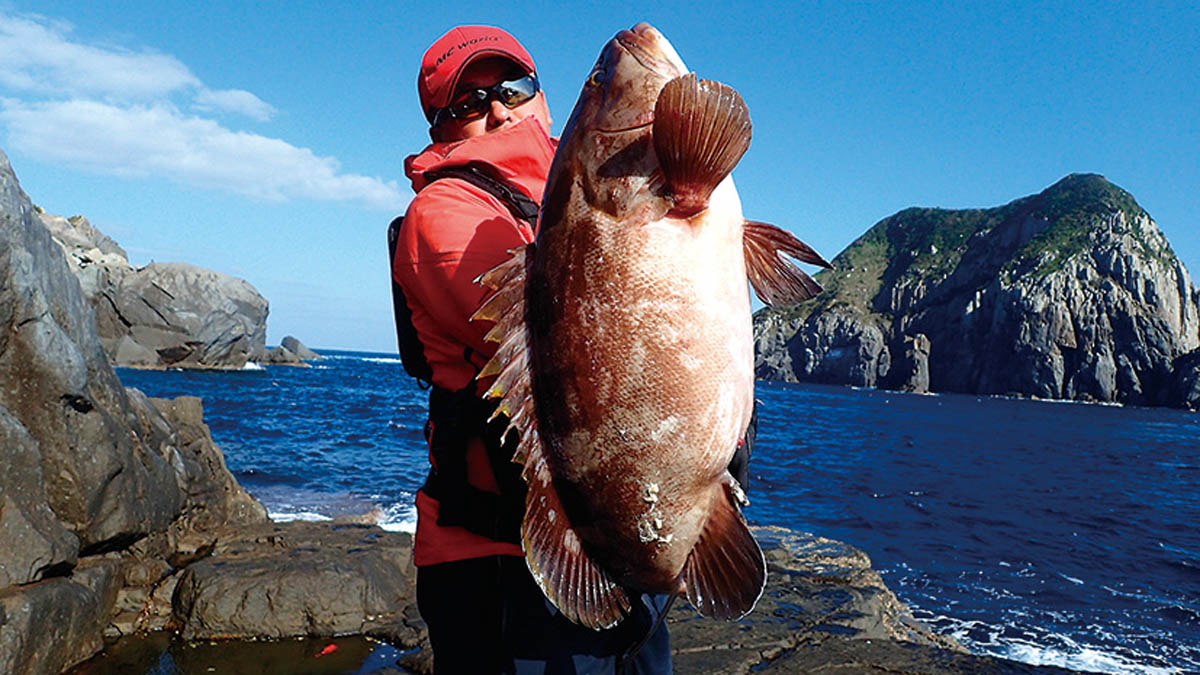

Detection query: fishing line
xmin=616 ymin=592 xmax=678 ymax=671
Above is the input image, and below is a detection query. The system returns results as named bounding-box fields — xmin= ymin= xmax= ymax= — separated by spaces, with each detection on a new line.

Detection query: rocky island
xmin=3 ymin=146 xmax=1083 ymax=674
xmin=756 ymin=174 xmax=1200 ymax=409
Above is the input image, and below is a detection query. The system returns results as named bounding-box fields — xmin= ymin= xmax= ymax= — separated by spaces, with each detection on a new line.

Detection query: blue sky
xmin=1 ymin=1 xmax=1196 ymax=352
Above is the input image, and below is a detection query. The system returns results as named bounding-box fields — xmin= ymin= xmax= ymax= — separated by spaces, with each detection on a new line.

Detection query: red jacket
xmin=394 ymin=118 xmax=556 ymax=566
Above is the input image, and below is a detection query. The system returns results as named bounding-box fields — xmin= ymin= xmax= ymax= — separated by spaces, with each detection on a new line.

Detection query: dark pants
xmin=417 ymin=555 xmax=673 ymax=674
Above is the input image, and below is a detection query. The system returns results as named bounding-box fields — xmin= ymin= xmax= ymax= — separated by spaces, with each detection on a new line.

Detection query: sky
xmin=1 ymin=1 xmax=1196 ymax=353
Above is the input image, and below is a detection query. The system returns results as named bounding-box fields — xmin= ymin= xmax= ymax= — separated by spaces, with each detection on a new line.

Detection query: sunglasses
xmin=432 ymin=74 xmax=540 ymax=127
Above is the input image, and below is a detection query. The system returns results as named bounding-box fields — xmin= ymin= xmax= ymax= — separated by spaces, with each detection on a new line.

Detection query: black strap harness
xmin=387 ymin=164 xmax=538 ymax=543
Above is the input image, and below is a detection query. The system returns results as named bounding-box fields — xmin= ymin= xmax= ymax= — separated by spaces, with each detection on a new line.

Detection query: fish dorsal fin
xmin=523 ymin=454 xmax=633 ymax=629
xmin=472 ymin=245 xmax=540 ymax=466
xmin=653 ymin=73 xmax=752 ymax=217
xmin=742 ymin=220 xmax=833 ymax=306
xmin=681 ymin=478 xmax=766 ymax=620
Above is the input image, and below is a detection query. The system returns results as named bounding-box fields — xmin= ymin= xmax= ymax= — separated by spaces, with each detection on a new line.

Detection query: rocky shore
xmin=66 ymin=524 xmax=1084 ymax=675
xmin=1 ymin=149 xmax=1086 ymax=674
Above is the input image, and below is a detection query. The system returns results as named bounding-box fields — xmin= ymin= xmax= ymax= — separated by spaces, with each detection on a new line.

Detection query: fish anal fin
xmin=743 ymin=220 xmax=832 ymax=306
xmin=471 ymin=245 xmax=539 ymax=470
xmin=653 ymin=73 xmax=752 ymax=218
xmin=682 ymin=479 xmax=766 ymax=621
xmin=523 ymin=455 xmax=632 ymax=630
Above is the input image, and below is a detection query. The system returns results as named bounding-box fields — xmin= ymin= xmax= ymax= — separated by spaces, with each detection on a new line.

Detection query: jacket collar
xmin=404 ymin=117 xmax=557 ymax=202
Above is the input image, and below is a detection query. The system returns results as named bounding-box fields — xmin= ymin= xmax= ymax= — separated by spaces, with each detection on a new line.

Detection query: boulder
xmin=2 ymin=148 xmax=182 ymax=552
xmin=170 ymin=521 xmax=419 ymax=643
xmin=0 ymin=404 xmax=79 ymax=588
xmin=262 ymin=344 xmax=306 ymax=365
xmin=0 ymin=558 xmax=122 ymax=675
xmin=666 ymin=529 xmax=1074 ymax=673
xmin=281 ymin=335 xmax=321 ymax=360
xmin=886 ymin=333 xmax=931 ymax=393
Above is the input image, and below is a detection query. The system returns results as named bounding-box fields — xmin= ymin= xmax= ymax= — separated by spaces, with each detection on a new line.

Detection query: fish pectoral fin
xmin=681 ymin=479 xmax=766 ymax=620
xmin=653 ymin=73 xmax=752 ymax=218
xmin=471 ymin=245 xmax=540 ymax=464
xmin=742 ymin=220 xmax=833 ymax=306
xmin=522 ymin=455 xmax=632 ymax=630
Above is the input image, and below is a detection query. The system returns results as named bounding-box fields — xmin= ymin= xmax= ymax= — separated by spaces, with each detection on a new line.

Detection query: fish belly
xmin=532 ymin=179 xmax=753 ymax=590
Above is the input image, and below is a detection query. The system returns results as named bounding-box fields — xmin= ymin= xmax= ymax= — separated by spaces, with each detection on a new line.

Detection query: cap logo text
xmin=435 ymin=35 xmax=502 ymax=68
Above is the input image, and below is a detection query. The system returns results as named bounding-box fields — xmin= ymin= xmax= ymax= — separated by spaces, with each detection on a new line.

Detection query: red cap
xmin=418 ymin=25 xmax=536 ymax=123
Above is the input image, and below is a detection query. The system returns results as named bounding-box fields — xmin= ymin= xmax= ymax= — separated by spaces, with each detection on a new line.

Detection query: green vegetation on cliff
xmin=760 ymin=173 xmax=1152 ymax=322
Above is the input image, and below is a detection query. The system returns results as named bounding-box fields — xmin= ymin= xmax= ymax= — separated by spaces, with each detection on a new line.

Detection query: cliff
xmin=755 ymin=174 xmax=1200 ymax=408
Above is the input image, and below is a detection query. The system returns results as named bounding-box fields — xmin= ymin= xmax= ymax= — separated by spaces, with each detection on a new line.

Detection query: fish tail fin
xmin=681 ymin=478 xmax=765 ymax=620
xmin=653 ymin=73 xmax=752 ymax=217
xmin=523 ymin=455 xmax=632 ymax=630
xmin=742 ymin=220 xmax=832 ymax=306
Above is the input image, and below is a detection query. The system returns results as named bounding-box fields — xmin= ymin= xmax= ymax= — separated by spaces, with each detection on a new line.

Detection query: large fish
xmin=473 ymin=22 xmax=830 ymax=629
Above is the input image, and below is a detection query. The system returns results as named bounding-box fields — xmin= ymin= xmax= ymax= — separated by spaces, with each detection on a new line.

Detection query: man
xmin=389 ymin=26 xmax=672 ymax=673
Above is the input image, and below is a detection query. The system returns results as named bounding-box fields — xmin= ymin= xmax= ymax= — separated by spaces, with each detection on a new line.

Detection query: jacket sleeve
xmin=392 ymin=178 xmax=534 ymax=388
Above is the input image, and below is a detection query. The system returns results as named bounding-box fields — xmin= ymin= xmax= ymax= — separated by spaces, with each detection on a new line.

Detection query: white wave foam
xmin=269 ymin=510 xmax=332 ymax=523
xmin=376 ymin=502 xmax=417 ymax=534
xmin=361 ymin=357 xmax=403 ymax=365
xmin=917 ymin=611 xmax=1186 ymax=675
xmin=998 ymin=640 xmax=1181 ymax=675
xmin=242 ymin=362 xmax=265 ymax=371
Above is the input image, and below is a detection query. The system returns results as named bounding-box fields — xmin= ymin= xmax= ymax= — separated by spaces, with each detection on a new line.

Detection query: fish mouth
xmin=595 ymin=121 xmax=652 ymax=134
xmin=616 ymin=23 xmax=684 ymax=78
xmin=595 ymin=24 xmax=683 ymax=134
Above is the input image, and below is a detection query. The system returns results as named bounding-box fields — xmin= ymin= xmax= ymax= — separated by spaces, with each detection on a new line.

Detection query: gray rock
xmin=1 ymin=147 xmax=269 ymax=672
xmin=262 ymin=344 xmax=306 ymax=365
xmin=112 ymin=262 xmax=268 ymax=368
xmin=0 ymin=403 xmax=79 ymax=588
xmin=281 ymin=335 xmax=321 ymax=360
xmin=756 ymin=174 xmax=1200 ymax=408
xmin=171 ymin=521 xmax=418 ymax=642
xmin=146 ymin=395 xmax=268 ymax=536
xmin=0 ymin=559 xmax=121 ymax=675
xmin=39 ymin=210 xmax=270 ymax=369
xmin=887 ymin=333 xmax=931 ymax=393
xmin=2 ymin=148 xmax=182 ymax=551
xmin=1170 ymin=348 xmax=1200 ymax=410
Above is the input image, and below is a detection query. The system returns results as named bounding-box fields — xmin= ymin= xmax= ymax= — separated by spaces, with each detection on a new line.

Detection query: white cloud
xmin=194 ymin=88 xmax=276 ymax=122
xmin=0 ymin=11 xmax=405 ymax=211
xmin=0 ymin=98 xmax=405 ymax=211
xmin=0 ymin=12 xmax=199 ymax=101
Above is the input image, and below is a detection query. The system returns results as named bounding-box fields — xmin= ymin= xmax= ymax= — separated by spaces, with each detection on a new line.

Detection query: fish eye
xmin=587 ymin=69 xmax=605 ymax=87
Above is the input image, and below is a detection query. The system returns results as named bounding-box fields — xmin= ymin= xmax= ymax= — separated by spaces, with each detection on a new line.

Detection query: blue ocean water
xmin=118 ymin=350 xmax=1200 ymax=674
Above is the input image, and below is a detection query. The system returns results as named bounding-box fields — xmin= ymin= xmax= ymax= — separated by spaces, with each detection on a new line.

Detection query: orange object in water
xmin=316 ymin=644 xmax=338 ymax=658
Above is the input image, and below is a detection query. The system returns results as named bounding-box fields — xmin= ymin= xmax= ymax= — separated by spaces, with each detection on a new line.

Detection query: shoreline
xmin=64 ymin=520 xmax=1091 ymax=675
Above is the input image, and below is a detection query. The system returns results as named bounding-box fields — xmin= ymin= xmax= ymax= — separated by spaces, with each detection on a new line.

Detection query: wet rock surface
xmin=68 ymin=527 xmax=1080 ymax=675
xmin=666 ymin=529 xmax=1080 ymax=674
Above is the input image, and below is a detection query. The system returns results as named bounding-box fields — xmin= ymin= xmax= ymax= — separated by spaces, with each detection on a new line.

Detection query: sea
xmin=116 ymin=349 xmax=1200 ymax=674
